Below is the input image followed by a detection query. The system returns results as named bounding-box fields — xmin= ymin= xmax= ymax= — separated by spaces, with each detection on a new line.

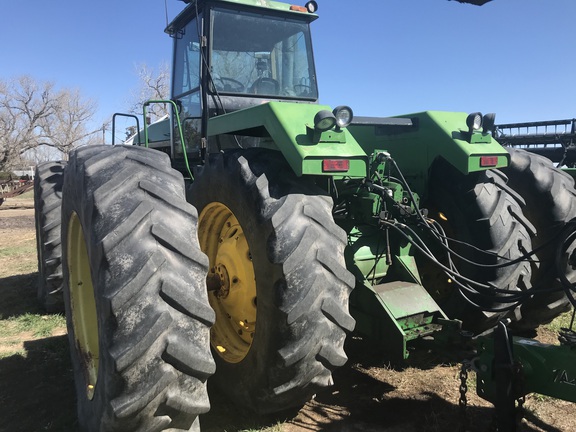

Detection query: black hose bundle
xmin=372 ymin=154 xmax=576 ymax=313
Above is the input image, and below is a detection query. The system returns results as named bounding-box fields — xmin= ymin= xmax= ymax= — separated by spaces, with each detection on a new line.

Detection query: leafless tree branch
xmin=127 ymin=62 xmax=170 ymax=122
xmin=0 ymin=76 xmax=97 ymax=170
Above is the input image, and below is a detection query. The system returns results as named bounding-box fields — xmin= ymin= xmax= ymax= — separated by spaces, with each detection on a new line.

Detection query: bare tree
xmin=23 ymin=144 xmax=62 ymax=166
xmin=0 ymin=76 xmax=54 ymax=170
xmin=0 ymin=76 xmax=97 ymax=171
xmin=128 ymin=62 xmax=170 ymax=122
xmin=40 ymin=88 xmax=98 ymax=158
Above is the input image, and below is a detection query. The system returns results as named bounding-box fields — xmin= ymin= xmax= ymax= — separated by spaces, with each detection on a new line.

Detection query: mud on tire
xmin=61 ymin=145 xmax=215 ymax=431
xmin=188 ymin=149 xmax=355 ymax=414
xmin=34 ymin=161 xmax=66 ymax=313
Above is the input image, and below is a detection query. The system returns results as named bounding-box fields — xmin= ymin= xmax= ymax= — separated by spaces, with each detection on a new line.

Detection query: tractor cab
xmin=166 ymin=0 xmax=320 ymax=169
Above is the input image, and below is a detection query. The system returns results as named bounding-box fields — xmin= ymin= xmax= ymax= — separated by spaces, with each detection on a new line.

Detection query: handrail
xmin=112 ymin=113 xmax=141 ymax=146
xmin=143 ymin=100 xmax=194 ymax=180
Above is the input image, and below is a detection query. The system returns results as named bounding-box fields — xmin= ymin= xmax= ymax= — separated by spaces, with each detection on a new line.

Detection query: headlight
xmin=305 ymin=1 xmax=318 ymax=12
xmin=482 ymin=113 xmax=496 ymax=134
xmin=333 ymin=105 xmax=354 ymax=129
xmin=466 ymin=112 xmax=483 ymax=134
xmin=314 ymin=110 xmax=337 ymax=131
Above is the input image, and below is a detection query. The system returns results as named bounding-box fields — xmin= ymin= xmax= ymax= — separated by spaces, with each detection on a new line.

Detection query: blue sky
xmin=2 ymin=0 xmax=575 ymax=142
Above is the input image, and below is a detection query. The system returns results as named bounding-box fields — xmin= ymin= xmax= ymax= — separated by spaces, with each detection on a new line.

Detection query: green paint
xmin=562 ymin=168 xmax=576 ymax=180
xmin=350 ymin=281 xmax=447 ymax=359
xmin=207 ymin=101 xmax=369 ymax=177
xmin=476 ymin=335 xmax=576 ymax=403
xmin=348 ymin=111 xmax=510 ymax=195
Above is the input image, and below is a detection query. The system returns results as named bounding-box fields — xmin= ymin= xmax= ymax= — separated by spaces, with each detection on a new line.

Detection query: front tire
xmin=188 ymin=149 xmax=355 ymax=414
xmin=62 ymin=145 xmax=215 ymax=431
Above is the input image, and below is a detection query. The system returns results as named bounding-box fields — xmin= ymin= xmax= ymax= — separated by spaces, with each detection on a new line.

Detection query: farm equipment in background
xmin=0 ymin=178 xmax=34 ymax=206
xmin=495 ymin=118 xmax=576 ymax=167
xmin=32 ymin=0 xmax=576 ymax=431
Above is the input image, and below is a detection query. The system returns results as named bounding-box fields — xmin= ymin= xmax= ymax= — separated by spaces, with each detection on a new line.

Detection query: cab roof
xmin=167 ymin=0 xmax=317 ymax=35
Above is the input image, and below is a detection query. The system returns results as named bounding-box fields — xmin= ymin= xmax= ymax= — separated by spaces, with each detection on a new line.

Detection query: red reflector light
xmin=323 ymin=159 xmax=350 ymax=172
xmin=290 ymin=5 xmax=307 ymax=12
xmin=480 ymin=156 xmax=499 ymax=167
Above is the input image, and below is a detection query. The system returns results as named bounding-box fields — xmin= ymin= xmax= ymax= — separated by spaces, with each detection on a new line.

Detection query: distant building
xmin=13 ymin=167 xmax=35 ymax=178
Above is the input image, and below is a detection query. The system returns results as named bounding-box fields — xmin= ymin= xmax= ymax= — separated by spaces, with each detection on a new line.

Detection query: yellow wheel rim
xmin=67 ymin=212 xmax=99 ymax=400
xmin=198 ymin=203 xmax=256 ymax=363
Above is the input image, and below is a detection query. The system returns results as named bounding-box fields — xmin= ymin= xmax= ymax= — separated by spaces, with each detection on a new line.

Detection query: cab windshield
xmin=210 ymin=8 xmax=318 ymax=99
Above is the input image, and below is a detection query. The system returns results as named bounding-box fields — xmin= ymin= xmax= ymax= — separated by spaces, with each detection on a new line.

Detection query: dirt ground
xmin=1 ymin=202 xmax=575 ymax=432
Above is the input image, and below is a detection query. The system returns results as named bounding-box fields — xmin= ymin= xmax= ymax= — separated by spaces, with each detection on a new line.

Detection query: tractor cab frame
xmin=165 ymin=0 xmax=320 ymax=169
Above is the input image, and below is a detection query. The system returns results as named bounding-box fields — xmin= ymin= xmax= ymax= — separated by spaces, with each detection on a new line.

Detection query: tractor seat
xmin=250 ymin=78 xmax=279 ymax=96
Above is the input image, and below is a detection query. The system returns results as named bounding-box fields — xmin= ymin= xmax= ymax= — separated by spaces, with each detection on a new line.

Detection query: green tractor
xmin=33 ymin=0 xmax=576 ymax=430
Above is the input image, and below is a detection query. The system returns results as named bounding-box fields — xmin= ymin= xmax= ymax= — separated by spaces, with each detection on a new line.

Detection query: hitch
xmin=491 ymin=321 xmax=523 ymax=432
xmin=469 ymin=319 xmax=576 ymax=431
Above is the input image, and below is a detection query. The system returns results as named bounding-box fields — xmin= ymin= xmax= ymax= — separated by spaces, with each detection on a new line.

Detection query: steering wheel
xmin=213 ymin=77 xmax=245 ymax=92
xmin=294 ymin=84 xmax=312 ymax=96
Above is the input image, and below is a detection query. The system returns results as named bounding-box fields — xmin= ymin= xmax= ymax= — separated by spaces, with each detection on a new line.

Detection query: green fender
xmin=348 ymin=111 xmax=511 ymax=193
xmin=207 ymin=101 xmax=369 ymax=177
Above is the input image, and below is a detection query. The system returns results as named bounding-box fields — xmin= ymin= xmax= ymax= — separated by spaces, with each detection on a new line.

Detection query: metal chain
xmin=459 ymin=361 xmax=470 ymax=432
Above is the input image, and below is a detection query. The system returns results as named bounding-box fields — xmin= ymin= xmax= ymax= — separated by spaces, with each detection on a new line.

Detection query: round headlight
xmin=466 ymin=112 xmax=483 ymax=132
xmin=333 ymin=105 xmax=354 ymax=129
xmin=305 ymin=1 xmax=318 ymax=13
xmin=314 ymin=110 xmax=336 ymax=132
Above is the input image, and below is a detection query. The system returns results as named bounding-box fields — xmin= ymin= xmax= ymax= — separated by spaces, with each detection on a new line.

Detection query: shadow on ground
xmin=202 ymin=340 xmax=565 ymax=432
xmin=0 ymin=272 xmax=77 ymax=432
xmin=0 ymin=336 xmax=77 ymax=432
xmin=288 ymin=365 xmax=562 ymax=432
xmin=0 ymin=272 xmax=41 ymax=318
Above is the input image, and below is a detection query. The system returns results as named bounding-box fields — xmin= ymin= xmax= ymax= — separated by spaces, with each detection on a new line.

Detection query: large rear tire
xmin=425 ymin=161 xmax=534 ymax=333
xmin=34 ymin=161 xmax=66 ymax=313
xmin=62 ymin=145 xmax=215 ymax=431
xmin=188 ymin=149 xmax=355 ymax=414
xmin=499 ymin=148 xmax=576 ymax=329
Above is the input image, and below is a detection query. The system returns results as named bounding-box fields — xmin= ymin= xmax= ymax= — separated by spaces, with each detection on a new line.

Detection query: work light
xmin=314 ymin=110 xmax=337 ymax=131
xmin=305 ymin=1 xmax=318 ymax=13
xmin=482 ymin=113 xmax=496 ymax=134
xmin=466 ymin=112 xmax=483 ymax=134
xmin=333 ymin=106 xmax=354 ymax=129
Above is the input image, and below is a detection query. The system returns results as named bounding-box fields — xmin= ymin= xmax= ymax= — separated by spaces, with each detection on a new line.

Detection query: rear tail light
xmin=480 ymin=156 xmax=499 ymax=167
xmin=322 ymin=159 xmax=350 ymax=172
